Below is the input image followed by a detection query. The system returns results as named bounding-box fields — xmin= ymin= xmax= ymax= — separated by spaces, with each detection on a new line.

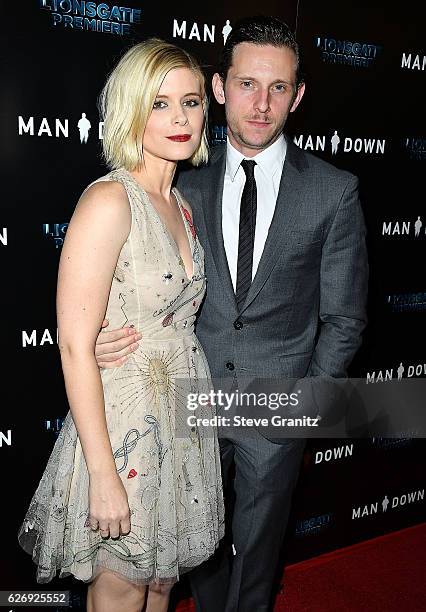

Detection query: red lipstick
xmin=167 ymin=134 xmax=191 ymax=142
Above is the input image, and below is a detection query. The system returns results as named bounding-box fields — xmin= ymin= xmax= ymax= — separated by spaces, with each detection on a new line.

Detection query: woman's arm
xmin=57 ymin=179 xmax=131 ymax=536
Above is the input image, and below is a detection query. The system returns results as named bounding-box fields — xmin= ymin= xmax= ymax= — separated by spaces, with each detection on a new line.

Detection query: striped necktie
xmin=235 ymin=159 xmax=257 ymax=310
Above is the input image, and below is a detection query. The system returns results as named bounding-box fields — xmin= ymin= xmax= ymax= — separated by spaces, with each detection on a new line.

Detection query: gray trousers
xmin=189 ymin=418 xmax=306 ymax=612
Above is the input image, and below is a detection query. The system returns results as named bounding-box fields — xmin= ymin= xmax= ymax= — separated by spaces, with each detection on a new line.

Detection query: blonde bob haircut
xmin=100 ymin=38 xmax=209 ymax=170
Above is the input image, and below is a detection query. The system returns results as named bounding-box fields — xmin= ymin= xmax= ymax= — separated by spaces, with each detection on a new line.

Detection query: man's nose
xmin=254 ymin=89 xmax=271 ymax=114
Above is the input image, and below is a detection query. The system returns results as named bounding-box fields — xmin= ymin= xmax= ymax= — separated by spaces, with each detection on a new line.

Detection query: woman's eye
xmin=153 ymin=100 xmax=166 ymax=109
xmin=183 ymin=99 xmax=200 ymax=107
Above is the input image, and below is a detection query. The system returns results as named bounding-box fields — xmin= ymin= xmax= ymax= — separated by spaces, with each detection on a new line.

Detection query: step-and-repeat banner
xmin=1 ymin=0 xmax=425 ymax=605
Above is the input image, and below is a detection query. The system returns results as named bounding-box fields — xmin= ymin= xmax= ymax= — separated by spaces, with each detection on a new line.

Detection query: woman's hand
xmin=88 ymin=471 xmax=131 ymax=538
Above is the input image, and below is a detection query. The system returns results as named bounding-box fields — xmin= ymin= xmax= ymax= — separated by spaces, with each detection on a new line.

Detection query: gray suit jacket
xmin=177 ymin=138 xmax=368 ymax=388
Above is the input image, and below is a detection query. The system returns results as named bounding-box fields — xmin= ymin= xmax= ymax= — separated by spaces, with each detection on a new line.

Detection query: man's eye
xmin=273 ymin=84 xmax=287 ymax=92
xmin=241 ymin=81 xmax=253 ymax=88
xmin=153 ymin=100 xmax=166 ymax=109
xmin=183 ymin=99 xmax=200 ymax=107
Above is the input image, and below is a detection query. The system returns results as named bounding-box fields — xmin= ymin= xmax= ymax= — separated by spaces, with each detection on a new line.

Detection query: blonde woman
xmin=18 ymin=39 xmax=224 ymax=612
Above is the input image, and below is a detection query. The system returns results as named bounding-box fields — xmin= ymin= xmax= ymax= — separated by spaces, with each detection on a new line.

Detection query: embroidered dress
xmin=17 ymin=168 xmax=225 ymax=585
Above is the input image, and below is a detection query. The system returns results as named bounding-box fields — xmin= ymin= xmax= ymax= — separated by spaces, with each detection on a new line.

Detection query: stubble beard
xmin=227 ymin=113 xmax=285 ymax=152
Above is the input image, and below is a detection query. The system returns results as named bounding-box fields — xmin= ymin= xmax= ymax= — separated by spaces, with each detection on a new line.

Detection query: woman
xmin=17 ymin=39 xmax=225 ymax=612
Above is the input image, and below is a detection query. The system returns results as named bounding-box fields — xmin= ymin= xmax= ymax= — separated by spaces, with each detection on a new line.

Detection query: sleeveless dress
xmin=17 ymin=168 xmax=225 ymax=585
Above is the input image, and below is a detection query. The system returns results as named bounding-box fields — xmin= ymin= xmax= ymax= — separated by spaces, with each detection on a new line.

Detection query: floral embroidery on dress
xmin=181 ymin=205 xmax=197 ymax=239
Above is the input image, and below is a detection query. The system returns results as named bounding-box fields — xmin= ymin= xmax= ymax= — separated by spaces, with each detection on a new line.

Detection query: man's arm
xmin=289 ymin=175 xmax=368 ymax=426
xmin=95 ymin=319 xmax=141 ymax=368
xmin=308 ymin=174 xmax=368 ymax=378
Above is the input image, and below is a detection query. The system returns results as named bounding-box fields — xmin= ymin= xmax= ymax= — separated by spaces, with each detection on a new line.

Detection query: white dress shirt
xmin=222 ymin=134 xmax=287 ymax=291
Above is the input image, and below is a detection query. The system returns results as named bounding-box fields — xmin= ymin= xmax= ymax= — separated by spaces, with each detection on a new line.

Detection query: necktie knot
xmin=240 ymin=159 xmax=256 ymax=179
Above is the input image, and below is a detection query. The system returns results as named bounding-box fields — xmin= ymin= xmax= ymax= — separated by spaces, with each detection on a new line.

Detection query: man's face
xmin=212 ymin=42 xmax=305 ymax=156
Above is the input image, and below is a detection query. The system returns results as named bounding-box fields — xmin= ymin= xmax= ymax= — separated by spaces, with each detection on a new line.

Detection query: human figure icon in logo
xmin=77 ymin=112 xmax=91 ymax=144
xmin=331 ymin=130 xmax=340 ymax=155
xmin=397 ymin=362 xmax=404 ymax=380
xmin=382 ymin=495 xmax=389 ymax=512
xmin=414 ymin=215 xmax=422 ymax=237
xmin=222 ymin=20 xmax=232 ymax=45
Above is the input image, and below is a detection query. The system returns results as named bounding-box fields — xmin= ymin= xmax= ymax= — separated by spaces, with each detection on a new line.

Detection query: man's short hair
xmin=219 ymin=15 xmax=303 ymax=88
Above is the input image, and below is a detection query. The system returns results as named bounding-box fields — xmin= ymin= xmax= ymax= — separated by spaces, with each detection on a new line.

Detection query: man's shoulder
xmin=176 ymin=145 xmax=226 ymax=192
xmin=288 ymin=139 xmax=358 ymax=186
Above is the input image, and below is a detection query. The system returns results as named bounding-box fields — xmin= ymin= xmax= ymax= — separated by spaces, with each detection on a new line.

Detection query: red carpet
xmin=176 ymin=523 xmax=426 ymax=611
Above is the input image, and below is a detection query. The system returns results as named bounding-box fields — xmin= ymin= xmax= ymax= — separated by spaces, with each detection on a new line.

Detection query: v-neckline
xmin=122 ymin=168 xmax=194 ymax=281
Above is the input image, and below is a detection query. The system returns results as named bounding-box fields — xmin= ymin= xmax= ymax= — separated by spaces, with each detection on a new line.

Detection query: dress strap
xmin=174 ymin=189 xmax=197 ymax=240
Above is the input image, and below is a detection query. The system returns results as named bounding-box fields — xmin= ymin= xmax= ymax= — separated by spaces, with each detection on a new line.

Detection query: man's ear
xmin=212 ymin=73 xmax=226 ymax=105
xmin=290 ymin=82 xmax=305 ymax=113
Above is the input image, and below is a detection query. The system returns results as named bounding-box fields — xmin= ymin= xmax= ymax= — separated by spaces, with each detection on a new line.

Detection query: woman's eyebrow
xmin=155 ymin=92 xmax=202 ymax=98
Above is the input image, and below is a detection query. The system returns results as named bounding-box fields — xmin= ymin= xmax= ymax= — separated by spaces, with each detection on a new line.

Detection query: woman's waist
xmin=100 ymin=332 xmax=206 ymax=382
xmin=133 ymin=330 xmax=197 ymax=343
xmin=104 ymin=312 xmax=197 ymax=340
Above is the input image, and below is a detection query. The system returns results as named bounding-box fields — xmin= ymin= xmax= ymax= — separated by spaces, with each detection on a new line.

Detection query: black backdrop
xmin=1 ymin=0 xmax=425 ymax=606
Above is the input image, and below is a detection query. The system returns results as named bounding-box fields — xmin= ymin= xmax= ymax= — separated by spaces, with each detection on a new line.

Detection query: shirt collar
xmin=225 ymin=134 xmax=287 ymax=182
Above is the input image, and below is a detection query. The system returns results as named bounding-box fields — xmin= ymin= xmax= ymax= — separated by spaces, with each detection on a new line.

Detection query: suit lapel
xmin=202 ymin=148 xmax=238 ymax=314
xmin=239 ymin=139 xmax=307 ymax=314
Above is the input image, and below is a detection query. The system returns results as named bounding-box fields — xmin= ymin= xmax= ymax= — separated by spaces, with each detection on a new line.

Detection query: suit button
xmin=234 ymin=320 xmax=243 ymax=330
xmin=226 ymin=361 xmax=235 ymax=371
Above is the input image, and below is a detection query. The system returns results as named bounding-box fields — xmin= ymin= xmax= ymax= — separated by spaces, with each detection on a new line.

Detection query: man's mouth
xmin=246 ymin=120 xmax=271 ymax=128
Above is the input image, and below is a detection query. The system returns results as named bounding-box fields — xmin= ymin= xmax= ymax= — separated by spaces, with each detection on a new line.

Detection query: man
xmin=95 ymin=16 xmax=368 ymax=611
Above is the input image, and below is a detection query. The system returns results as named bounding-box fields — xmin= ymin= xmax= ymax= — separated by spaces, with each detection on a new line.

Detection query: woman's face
xmin=142 ymin=67 xmax=204 ymax=163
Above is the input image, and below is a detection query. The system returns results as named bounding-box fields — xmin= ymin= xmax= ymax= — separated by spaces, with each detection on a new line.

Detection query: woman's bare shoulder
xmin=67 ymin=178 xmax=132 ymax=245
xmin=81 ymin=177 xmax=128 ymax=204
xmin=76 ymin=178 xmax=130 ymax=219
